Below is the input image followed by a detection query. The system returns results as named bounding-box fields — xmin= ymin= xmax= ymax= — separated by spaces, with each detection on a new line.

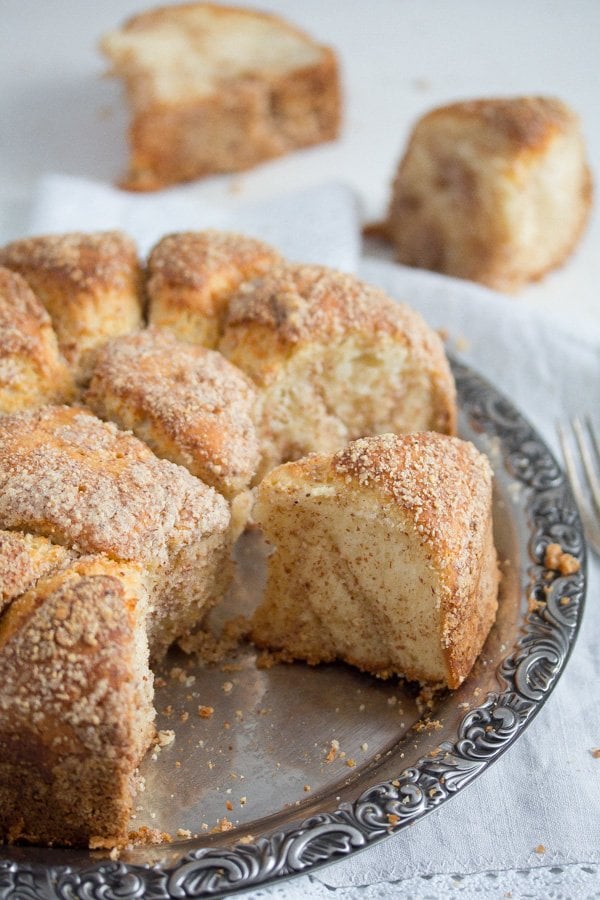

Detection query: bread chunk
xmin=0 ymin=267 xmax=74 ymax=414
xmin=0 ymin=232 xmax=143 ymax=382
xmin=0 ymin=405 xmax=231 ymax=657
xmin=386 ymin=97 xmax=592 ymax=292
xmin=101 ymin=3 xmax=341 ymax=190
xmin=147 ymin=230 xmax=281 ymax=347
xmin=251 ymin=433 xmax=499 ymax=689
xmin=85 ymin=328 xmax=260 ymax=501
xmin=220 ymin=265 xmax=456 ymax=478
xmin=0 ymin=556 xmax=154 ymax=847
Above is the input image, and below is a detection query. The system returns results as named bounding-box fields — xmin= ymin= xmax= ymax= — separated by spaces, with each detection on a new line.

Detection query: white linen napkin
xmin=28 ymin=173 xmax=360 ymax=272
xmin=27 ymin=176 xmax=600 ymax=896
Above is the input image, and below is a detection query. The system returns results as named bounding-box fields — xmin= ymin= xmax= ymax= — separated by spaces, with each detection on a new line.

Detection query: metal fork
xmin=557 ymin=416 xmax=600 ymax=556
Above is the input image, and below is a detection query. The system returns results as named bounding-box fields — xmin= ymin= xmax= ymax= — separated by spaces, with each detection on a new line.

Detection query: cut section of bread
xmin=0 ymin=267 xmax=75 ymax=414
xmin=0 ymin=405 xmax=231 ymax=657
xmin=386 ymin=96 xmax=592 ymax=292
xmin=0 ymin=232 xmax=144 ymax=382
xmin=0 ymin=555 xmax=154 ymax=848
xmin=85 ymin=327 xmax=260 ymax=501
xmin=147 ymin=230 xmax=281 ymax=348
xmin=251 ymin=432 xmax=499 ymax=689
xmin=219 ymin=265 xmax=456 ymax=478
xmin=101 ymin=2 xmax=341 ymax=190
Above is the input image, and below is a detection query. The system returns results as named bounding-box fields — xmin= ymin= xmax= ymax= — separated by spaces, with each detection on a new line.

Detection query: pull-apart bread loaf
xmin=85 ymin=327 xmax=260 ymax=502
xmin=219 ymin=265 xmax=457 ymax=478
xmin=251 ymin=433 xmax=499 ymax=689
xmin=147 ymin=230 xmax=281 ymax=347
xmin=0 ymin=267 xmax=75 ymax=414
xmin=101 ymin=3 xmax=341 ymax=190
xmin=0 ymin=231 xmax=143 ymax=382
xmin=386 ymin=96 xmax=592 ymax=292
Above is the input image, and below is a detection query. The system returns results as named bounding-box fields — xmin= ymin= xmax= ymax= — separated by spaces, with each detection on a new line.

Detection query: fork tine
xmin=557 ymin=421 xmax=600 ymax=556
xmin=572 ymin=416 xmax=600 ymax=516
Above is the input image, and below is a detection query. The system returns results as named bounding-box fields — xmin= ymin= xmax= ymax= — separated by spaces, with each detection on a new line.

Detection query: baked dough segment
xmin=386 ymin=96 xmax=592 ymax=292
xmin=101 ymin=3 xmax=341 ymax=190
xmin=0 ymin=231 xmax=144 ymax=382
xmin=0 ymin=267 xmax=74 ymax=414
xmin=0 ymin=555 xmax=154 ymax=848
xmin=220 ymin=264 xmax=457 ymax=478
xmin=251 ymin=432 xmax=499 ymax=689
xmin=0 ymin=530 xmax=74 ymax=615
xmin=85 ymin=327 xmax=260 ymax=501
xmin=0 ymin=405 xmax=231 ymax=657
xmin=147 ymin=230 xmax=281 ymax=347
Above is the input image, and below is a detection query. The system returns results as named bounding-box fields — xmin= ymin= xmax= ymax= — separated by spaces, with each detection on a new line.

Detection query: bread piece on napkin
xmin=101 ymin=3 xmax=342 ymax=190
xmin=251 ymin=432 xmax=499 ymax=689
xmin=386 ymin=96 xmax=592 ymax=292
xmin=85 ymin=327 xmax=260 ymax=501
xmin=0 ymin=267 xmax=75 ymax=414
xmin=0 ymin=232 xmax=144 ymax=383
xmin=0 ymin=555 xmax=154 ymax=848
xmin=147 ymin=230 xmax=281 ymax=347
xmin=0 ymin=404 xmax=231 ymax=658
xmin=219 ymin=264 xmax=456 ymax=478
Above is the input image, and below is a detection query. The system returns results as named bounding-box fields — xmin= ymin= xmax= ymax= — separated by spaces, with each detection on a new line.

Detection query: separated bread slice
xmin=85 ymin=327 xmax=260 ymax=501
xmin=147 ymin=230 xmax=281 ymax=348
xmin=219 ymin=265 xmax=456 ymax=479
xmin=101 ymin=3 xmax=341 ymax=190
xmin=386 ymin=96 xmax=592 ymax=291
xmin=0 ymin=555 xmax=154 ymax=848
xmin=0 ymin=267 xmax=74 ymax=414
xmin=0 ymin=405 xmax=231 ymax=657
xmin=0 ymin=232 xmax=143 ymax=382
xmin=251 ymin=433 xmax=499 ymax=689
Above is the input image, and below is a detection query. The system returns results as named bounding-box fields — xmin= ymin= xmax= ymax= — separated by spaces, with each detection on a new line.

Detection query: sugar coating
xmin=85 ymin=328 xmax=259 ymax=499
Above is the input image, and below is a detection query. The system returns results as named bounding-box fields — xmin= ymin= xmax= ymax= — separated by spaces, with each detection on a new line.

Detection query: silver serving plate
xmin=0 ymin=359 xmax=587 ymax=899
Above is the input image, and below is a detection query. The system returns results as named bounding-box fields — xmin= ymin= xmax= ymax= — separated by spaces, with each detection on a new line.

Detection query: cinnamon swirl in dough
xmin=147 ymin=230 xmax=281 ymax=347
xmin=0 ymin=231 xmax=144 ymax=382
xmin=219 ymin=264 xmax=456 ymax=478
xmin=0 ymin=267 xmax=74 ymax=414
xmin=85 ymin=327 xmax=260 ymax=501
xmin=251 ymin=432 xmax=499 ymax=689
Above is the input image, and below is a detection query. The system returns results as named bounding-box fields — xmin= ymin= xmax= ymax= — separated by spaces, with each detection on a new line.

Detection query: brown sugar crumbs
xmin=544 ymin=542 xmax=580 ymax=575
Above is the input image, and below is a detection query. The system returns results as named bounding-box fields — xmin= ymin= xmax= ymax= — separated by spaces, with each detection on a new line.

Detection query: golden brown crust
xmin=101 ymin=3 xmax=341 ymax=190
xmin=386 ymin=96 xmax=593 ymax=292
xmin=84 ymin=327 xmax=260 ymax=499
xmin=0 ymin=404 xmax=228 ymax=563
xmin=0 ymin=267 xmax=75 ymax=413
xmin=0 ymin=556 xmax=154 ymax=847
xmin=417 ymin=96 xmax=577 ymax=154
xmin=223 ymin=263 xmax=444 ymax=349
xmin=147 ymin=230 xmax=281 ymax=347
xmin=0 ymin=232 xmax=144 ymax=381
